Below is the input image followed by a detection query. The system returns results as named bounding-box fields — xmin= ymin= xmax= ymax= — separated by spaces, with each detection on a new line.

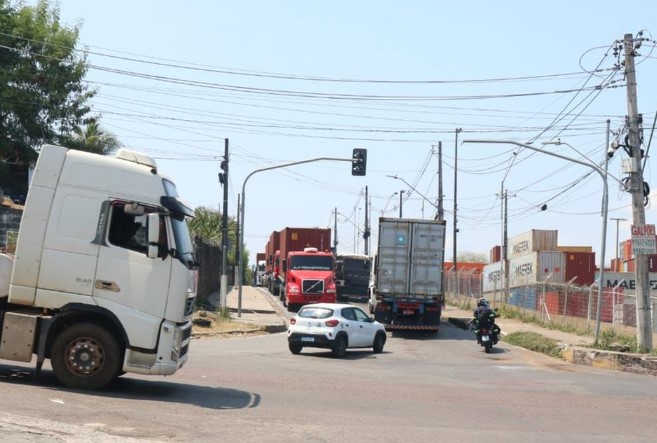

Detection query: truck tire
xmin=51 ymin=323 xmax=122 ymax=390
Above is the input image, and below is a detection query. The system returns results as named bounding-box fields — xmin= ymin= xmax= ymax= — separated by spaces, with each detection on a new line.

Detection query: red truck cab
xmin=283 ymin=247 xmax=336 ymax=311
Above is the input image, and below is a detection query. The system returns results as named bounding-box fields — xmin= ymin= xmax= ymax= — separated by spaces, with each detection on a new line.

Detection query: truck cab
xmin=0 ymin=145 xmax=197 ymax=389
xmin=282 ymin=247 xmax=336 ymax=312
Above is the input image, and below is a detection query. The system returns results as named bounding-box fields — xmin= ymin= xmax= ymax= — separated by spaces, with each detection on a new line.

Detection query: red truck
xmin=276 ymin=227 xmax=336 ymax=311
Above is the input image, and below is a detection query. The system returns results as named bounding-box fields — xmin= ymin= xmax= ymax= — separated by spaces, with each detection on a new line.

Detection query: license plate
xmin=403 ymin=309 xmax=414 ymax=315
xmin=481 ymin=335 xmax=490 ymax=342
xmin=301 ymin=337 xmax=315 ymax=342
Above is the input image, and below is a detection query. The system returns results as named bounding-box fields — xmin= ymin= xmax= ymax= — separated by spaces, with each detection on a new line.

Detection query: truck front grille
xmin=302 ymin=279 xmax=324 ymax=294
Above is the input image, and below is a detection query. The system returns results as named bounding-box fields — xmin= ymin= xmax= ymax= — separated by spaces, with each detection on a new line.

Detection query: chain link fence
xmin=444 ymin=268 xmax=657 ymax=345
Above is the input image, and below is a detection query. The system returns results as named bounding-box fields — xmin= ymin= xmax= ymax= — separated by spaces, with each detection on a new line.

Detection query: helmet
xmin=477 ymin=298 xmax=488 ymax=307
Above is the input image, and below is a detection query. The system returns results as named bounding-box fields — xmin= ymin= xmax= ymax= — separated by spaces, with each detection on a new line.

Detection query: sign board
xmin=631 ymin=224 xmax=657 ymax=255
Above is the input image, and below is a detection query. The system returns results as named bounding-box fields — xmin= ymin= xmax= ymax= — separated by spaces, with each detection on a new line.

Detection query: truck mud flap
xmin=385 ymin=324 xmax=439 ymax=332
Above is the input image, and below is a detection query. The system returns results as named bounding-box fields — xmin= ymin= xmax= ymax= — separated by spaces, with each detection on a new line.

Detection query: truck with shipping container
xmin=265 ymin=231 xmax=281 ymax=295
xmin=368 ymin=218 xmax=446 ymax=331
xmin=335 ymin=253 xmax=371 ymax=301
xmin=0 ymin=145 xmax=197 ymax=390
xmin=277 ymin=227 xmax=335 ymax=311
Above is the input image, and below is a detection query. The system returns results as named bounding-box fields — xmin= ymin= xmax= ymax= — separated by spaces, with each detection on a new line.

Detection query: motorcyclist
xmin=472 ymin=298 xmax=501 ymax=344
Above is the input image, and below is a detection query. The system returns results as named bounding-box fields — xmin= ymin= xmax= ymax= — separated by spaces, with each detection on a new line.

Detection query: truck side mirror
xmin=147 ymin=213 xmax=160 ymax=259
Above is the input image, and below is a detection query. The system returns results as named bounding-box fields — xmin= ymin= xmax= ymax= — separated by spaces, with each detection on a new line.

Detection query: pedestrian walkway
xmin=224 ymin=285 xmax=287 ymax=332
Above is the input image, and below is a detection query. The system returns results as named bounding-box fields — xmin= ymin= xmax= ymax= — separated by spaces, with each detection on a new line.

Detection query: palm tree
xmin=63 ymin=121 xmax=122 ymax=155
xmin=188 ymin=207 xmax=222 ymax=245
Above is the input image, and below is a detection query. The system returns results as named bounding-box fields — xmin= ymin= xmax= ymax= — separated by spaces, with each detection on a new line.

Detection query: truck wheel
xmin=331 ymin=335 xmax=348 ymax=358
xmin=51 ymin=323 xmax=122 ymax=390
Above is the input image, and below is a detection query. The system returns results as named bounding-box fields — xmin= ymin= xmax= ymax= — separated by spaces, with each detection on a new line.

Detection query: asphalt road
xmin=1 ymin=317 xmax=656 ymax=442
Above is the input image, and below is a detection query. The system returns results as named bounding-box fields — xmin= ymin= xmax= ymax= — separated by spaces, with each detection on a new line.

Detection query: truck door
xmin=93 ymin=201 xmax=172 ymax=348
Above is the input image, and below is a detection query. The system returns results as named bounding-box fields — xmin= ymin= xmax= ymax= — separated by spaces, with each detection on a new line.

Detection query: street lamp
xmin=462 ymin=139 xmax=620 ymax=345
xmin=381 ymin=192 xmax=398 ymax=216
xmin=386 ymin=174 xmax=439 ymax=217
xmin=399 ymin=190 xmax=405 ymax=218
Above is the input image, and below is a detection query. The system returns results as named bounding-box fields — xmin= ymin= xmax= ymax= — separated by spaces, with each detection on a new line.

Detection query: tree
xmin=458 ymin=251 xmax=488 ymax=264
xmin=0 ymin=0 xmax=96 ymax=164
xmin=61 ymin=120 xmax=122 ymax=155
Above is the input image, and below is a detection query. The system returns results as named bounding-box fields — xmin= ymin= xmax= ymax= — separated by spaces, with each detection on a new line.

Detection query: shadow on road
xmin=0 ymin=364 xmax=260 ymax=410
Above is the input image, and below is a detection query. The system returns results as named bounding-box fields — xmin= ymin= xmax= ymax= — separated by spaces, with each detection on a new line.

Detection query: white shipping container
xmin=376 ymin=218 xmax=446 ymax=298
xmin=482 ymin=261 xmax=504 ymax=293
xmin=596 ymin=271 xmax=657 ymax=292
xmin=508 ymin=251 xmax=565 ymax=288
xmin=508 ymin=229 xmax=558 ymax=259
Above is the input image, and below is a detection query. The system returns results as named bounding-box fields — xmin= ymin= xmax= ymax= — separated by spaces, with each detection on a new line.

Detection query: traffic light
xmin=219 ymin=158 xmax=228 ymax=186
xmin=351 ymin=148 xmax=367 ymax=176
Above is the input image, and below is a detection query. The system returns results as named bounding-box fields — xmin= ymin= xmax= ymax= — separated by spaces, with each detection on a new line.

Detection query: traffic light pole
xmin=236 ymin=155 xmax=358 ymax=317
xmin=220 ymin=138 xmax=229 ymax=309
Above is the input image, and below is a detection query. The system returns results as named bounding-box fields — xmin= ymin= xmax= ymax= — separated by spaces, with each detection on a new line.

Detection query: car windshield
xmin=298 ymin=307 xmax=333 ymax=319
xmin=290 ymin=255 xmax=333 ymax=271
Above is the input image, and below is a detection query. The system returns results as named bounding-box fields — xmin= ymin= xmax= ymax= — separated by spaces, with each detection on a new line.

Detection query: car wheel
xmin=331 ymin=334 xmax=348 ymax=358
xmin=373 ymin=331 xmax=386 ymax=353
xmin=289 ymin=343 xmax=302 ymax=354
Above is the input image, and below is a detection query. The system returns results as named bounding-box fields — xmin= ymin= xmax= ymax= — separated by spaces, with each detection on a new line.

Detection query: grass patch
xmin=594 ymin=328 xmax=637 ymax=352
xmin=503 ymin=331 xmax=563 ymax=359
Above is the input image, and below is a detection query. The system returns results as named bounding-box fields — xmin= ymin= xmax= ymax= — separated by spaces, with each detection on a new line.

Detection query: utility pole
xmin=333 ymin=207 xmax=338 ymax=254
xmin=437 ymin=141 xmax=444 ymax=221
xmin=235 ymin=193 xmax=241 ymax=295
xmin=219 ymin=139 xmax=229 ymax=309
xmin=453 ymin=128 xmax=462 ymax=269
xmin=363 ymin=186 xmax=370 ymax=255
xmin=610 ymin=217 xmax=627 ymax=270
xmin=399 ymin=190 xmax=405 ymax=218
xmin=623 ymin=32 xmax=652 ymax=352
xmin=503 ymin=189 xmax=509 ymax=304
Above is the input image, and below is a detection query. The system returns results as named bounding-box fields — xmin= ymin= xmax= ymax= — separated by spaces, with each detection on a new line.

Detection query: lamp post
xmin=238 ymin=156 xmax=353 ymax=317
xmin=462 ymin=139 xmax=624 ymax=345
xmin=399 ymin=190 xmax=405 ymax=218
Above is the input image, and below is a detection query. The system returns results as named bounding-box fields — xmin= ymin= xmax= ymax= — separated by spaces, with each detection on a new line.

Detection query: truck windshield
xmin=162 ymin=179 xmax=197 ymax=269
xmin=344 ymin=258 xmax=371 ymax=275
xmin=290 ymin=255 xmax=333 ymax=271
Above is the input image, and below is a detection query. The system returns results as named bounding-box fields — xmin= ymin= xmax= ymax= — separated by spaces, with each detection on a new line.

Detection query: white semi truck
xmin=0 ymin=145 xmax=197 ymax=389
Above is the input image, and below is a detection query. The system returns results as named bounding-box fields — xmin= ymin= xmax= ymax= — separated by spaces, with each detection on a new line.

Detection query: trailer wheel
xmin=51 ymin=323 xmax=122 ymax=390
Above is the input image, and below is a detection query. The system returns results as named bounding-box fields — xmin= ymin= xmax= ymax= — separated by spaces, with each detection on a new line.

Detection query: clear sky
xmin=29 ymin=1 xmax=657 ymax=266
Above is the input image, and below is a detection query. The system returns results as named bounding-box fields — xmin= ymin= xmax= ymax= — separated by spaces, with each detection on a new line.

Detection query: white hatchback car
xmin=287 ymin=303 xmax=387 ymax=358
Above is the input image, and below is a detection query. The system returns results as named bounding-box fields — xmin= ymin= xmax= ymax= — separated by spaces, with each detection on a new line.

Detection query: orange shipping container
xmin=490 ymin=245 xmax=501 ymax=263
xmin=622 ymin=239 xmax=632 ymax=262
xmin=557 ymin=245 xmax=593 ymax=253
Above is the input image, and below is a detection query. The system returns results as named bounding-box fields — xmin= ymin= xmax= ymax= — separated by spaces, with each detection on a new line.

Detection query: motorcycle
xmin=478 ymin=326 xmax=494 ymax=353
